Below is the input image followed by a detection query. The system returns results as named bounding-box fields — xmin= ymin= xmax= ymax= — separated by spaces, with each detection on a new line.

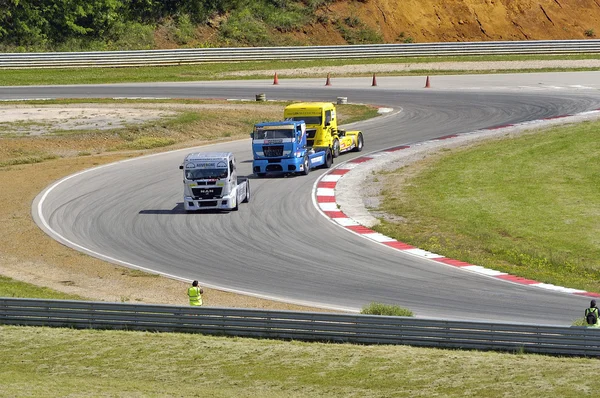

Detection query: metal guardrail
xmin=1 ymin=298 xmax=598 ymax=357
xmin=1 ymin=40 xmax=600 ymax=68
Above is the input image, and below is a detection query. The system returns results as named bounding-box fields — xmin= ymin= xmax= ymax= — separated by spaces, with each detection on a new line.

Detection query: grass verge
xmin=374 ymin=120 xmax=600 ymax=293
xmin=0 ymin=276 xmax=84 ymax=300
xmin=361 ymin=302 xmax=414 ymax=317
xmin=1 ymin=54 xmax=599 ymax=86
xmin=1 ymin=325 xmax=599 ymax=397
xmin=0 ymin=101 xmax=373 ymax=167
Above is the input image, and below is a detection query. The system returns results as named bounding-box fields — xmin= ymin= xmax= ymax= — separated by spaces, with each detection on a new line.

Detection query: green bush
xmin=361 ymin=302 xmax=414 ymax=317
xmin=262 ymin=2 xmax=310 ymax=32
xmin=336 ymin=19 xmax=383 ymax=44
xmin=106 ymin=20 xmax=155 ymax=50
xmin=307 ymin=0 xmax=334 ymax=10
xmin=162 ymin=14 xmax=196 ymax=45
xmin=0 ymin=154 xmax=59 ymax=167
xmin=219 ymin=8 xmax=271 ymax=46
xmin=344 ymin=16 xmax=361 ymax=28
xmin=118 ymin=137 xmax=176 ymax=150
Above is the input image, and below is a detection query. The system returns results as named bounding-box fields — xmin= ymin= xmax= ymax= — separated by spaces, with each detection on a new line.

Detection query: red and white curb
xmin=313 ymin=109 xmax=600 ymax=299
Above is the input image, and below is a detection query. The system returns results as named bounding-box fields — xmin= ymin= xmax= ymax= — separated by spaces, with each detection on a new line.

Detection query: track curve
xmin=17 ymin=72 xmax=600 ymax=325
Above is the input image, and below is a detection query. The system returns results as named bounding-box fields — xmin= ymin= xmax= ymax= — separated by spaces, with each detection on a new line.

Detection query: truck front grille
xmin=266 ymin=164 xmax=283 ymax=172
xmin=191 ymin=187 xmax=223 ymax=199
xmin=263 ymin=145 xmax=284 ymax=157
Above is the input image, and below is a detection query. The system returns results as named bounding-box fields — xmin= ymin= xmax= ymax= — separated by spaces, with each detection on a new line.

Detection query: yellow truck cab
xmin=283 ymin=102 xmax=364 ymax=157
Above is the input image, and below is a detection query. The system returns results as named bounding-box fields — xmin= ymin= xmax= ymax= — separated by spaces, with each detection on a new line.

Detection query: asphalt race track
xmin=9 ymin=71 xmax=600 ymax=325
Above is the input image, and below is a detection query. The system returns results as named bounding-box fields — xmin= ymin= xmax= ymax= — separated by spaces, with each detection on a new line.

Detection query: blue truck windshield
xmin=255 ymin=128 xmax=294 ymax=139
xmin=185 ymin=168 xmax=228 ymax=180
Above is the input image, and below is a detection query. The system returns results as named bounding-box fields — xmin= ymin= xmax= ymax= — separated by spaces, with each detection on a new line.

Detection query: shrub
xmin=336 ymin=18 xmax=383 ymax=44
xmin=106 ymin=20 xmax=155 ymax=50
xmin=361 ymin=302 xmax=414 ymax=317
xmin=159 ymin=14 xmax=197 ymax=45
xmin=118 ymin=137 xmax=176 ymax=150
xmin=218 ymin=8 xmax=271 ymax=46
xmin=266 ymin=10 xmax=309 ymax=32
xmin=307 ymin=0 xmax=334 ymax=8
xmin=397 ymin=32 xmax=414 ymax=43
xmin=585 ymin=29 xmax=595 ymax=37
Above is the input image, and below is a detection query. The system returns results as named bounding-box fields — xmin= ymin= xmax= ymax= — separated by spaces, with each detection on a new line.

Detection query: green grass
xmin=338 ymin=104 xmax=380 ymax=125
xmin=115 ymin=136 xmax=177 ymax=150
xmin=0 ymin=153 xmax=60 ymax=167
xmin=1 ymin=54 xmax=599 ymax=86
xmin=374 ymin=121 xmax=600 ymax=293
xmin=0 ymin=325 xmax=599 ymax=397
xmin=0 ymin=275 xmax=85 ymax=300
xmin=361 ymin=302 xmax=413 ymax=316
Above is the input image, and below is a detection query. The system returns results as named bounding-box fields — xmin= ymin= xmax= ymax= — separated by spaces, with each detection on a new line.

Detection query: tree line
xmin=0 ymin=0 xmax=264 ymax=50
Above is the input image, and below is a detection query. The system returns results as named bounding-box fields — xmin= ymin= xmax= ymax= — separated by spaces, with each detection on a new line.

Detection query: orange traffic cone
xmin=425 ymin=76 xmax=431 ymax=88
xmin=325 ymin=73 xmax=332 ymax=86
xmin=372 ymin=73 xmax=377 ymax=87
xmin=273 ymin=72 xmax=279 ymax=85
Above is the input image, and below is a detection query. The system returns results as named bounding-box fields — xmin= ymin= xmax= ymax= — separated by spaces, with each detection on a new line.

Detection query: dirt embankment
xmin=345 ymin=0 xmax=600 ymax=43
xmin=358 ymin=0 xmax=600 ymax=42
xmin=242 ymin=0 xmax=600 ymax=45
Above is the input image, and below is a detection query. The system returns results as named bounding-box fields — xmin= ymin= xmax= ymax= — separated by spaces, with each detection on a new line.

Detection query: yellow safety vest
xmin=187 ymin=286 xmax=202 ymax=306
xmin=585 ymin=307 xmax=599 ymax=326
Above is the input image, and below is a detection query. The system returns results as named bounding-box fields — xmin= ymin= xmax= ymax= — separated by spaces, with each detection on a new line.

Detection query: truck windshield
xmin=254 ymin=128 xmax=294 ymax=139
xmin=185 ymin=168 xmax=228 ymax=180
xmin=290 ymin=116 xmax=321 ymax=125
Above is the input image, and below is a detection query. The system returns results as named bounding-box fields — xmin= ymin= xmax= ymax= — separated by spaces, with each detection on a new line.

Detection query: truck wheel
xmin=324 ymin=148 xmax=333 ymax=168
xmin=243 ymin=181 xmax=250 ymax=203
xmin=301 ymin=155 xmax=310 ymax=175
xmin=256 ymin=172 xmax=266 ymax=178
xmin=332 ymin=138 xmax=340 ymax=158
xmin=354 ymin=133 xmax=364 ymax=152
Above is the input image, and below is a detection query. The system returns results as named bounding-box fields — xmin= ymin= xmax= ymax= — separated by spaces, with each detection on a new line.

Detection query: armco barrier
xmin=1 ymin=40 xmax=600 ymax=68
xmin=1 ymin=298 xmax=599 ymax=356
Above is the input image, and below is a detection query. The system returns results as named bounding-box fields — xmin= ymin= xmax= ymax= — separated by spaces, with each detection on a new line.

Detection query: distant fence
xmin=1 ymin=40 xmax=600 ymax=68
xmin=1 ymin=298 xmax=599 ymax=357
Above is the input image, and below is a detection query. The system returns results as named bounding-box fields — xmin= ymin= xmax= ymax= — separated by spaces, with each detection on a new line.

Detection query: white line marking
xmin=403 ymin=248 xmax=445 ymax=259
xmin=316 ymin=188 xmax=335 ymax=196
xmin=333 ymin=218 xmax=360 ymax=226
xmin=462 ymin=266 xmax=508 ymax=277
xmin=318 ymin=203 xmax=339 ymax=211
xmin=363 ymin=233 xmax=396 ymax=242
xmin=321 ymin=175 xmax=342 ymax=182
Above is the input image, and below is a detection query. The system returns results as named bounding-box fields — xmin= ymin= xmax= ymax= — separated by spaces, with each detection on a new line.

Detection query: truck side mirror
xmin=179 ymin=165 xmax=183 ymax=170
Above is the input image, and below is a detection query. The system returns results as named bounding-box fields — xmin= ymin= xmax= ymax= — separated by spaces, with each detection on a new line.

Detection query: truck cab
xmin=283 ymin=102 xmax=364 ymax=157
xmin=251 ymin=120 xmax=332 ymax=177
xmin=179 ymin=152 xmax=249 ymax=211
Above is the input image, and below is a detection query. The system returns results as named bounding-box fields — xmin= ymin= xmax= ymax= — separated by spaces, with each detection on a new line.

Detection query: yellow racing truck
xmin=283 ymin=102 xmax=364 ymax=158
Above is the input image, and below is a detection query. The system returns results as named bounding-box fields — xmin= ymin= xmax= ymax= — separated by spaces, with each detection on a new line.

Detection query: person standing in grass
xmin=188 ymin=280 xmax=203 ymax=306
xmin=585 ymin=300 xmax=599 ymax=327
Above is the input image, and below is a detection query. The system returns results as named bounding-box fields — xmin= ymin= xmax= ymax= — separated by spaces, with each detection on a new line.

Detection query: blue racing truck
xmin=251 ymin=120 xmax=333 ymax=177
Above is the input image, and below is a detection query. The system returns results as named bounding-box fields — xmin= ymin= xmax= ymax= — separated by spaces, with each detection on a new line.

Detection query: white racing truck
xmin=179 ymin=152 xmax=250 ymax=212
